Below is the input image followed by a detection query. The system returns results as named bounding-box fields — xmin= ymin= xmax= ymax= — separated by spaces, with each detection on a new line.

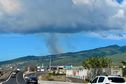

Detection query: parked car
xmin=90 ymin=76 xmax=126 ymax=84
xmin=26 ymin=76 xmax=38 ymax=84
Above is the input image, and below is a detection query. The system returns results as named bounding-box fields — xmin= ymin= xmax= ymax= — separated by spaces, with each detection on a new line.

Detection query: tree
xmin=82 ymin=56 xmax=112 ymax=69
xmin=121 ymin=61 xmax=126 ymax=66
xmin=121 ymin=61 xmax=126 ymax=77
xmin=83 ymin=56 xmax=112 ymax=79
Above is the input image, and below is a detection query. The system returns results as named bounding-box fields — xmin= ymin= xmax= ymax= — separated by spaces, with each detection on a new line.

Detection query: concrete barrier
xmin=0 ymin=71 xmax=12 ymax=82
xmin=38 ymin=80 xmax=87 ymax=84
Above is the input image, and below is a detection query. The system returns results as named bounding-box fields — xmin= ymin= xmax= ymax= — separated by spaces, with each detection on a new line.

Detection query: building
xmin=66 ymin=66 xmax=88 ymax=80
xmin=49 ymin=66 xmax=66 ymax=74
xmin=66 ymin=66 xmax=123 ymax=80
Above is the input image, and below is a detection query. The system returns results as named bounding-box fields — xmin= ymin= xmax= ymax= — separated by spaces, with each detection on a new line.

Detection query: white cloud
xmin=106 ymin=0 xmax=120 ymax=7
xmin=0 ymin=0 xmax=22 ymax=14
xmin=72 ymin=0 xmax=92 ymax=5
xmin=114 ymin=9 xmax=125 ymax=18
xmin=89 ymin=32 xmax=126 ymax=40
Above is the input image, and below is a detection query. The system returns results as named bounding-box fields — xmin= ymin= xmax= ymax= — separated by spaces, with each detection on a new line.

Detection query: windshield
xmin=30 ymin=77 xmax=37 ymax=80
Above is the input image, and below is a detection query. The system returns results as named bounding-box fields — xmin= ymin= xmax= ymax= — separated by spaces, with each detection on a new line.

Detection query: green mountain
xmin=0 ymin=45 xmax=126 ymax=68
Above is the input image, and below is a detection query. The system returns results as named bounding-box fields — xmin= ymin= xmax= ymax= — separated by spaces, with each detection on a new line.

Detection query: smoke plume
xmin=45 ymin=34 xmax=63 ymax=54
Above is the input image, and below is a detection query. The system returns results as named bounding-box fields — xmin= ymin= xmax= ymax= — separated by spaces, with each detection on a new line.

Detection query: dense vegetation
xmin=82 ymin=56 xmax=112 ymax=68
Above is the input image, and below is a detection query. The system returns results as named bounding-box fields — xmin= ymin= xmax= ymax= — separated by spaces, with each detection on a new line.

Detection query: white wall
xmin=66 ymin=69 xmax=88 ymax=80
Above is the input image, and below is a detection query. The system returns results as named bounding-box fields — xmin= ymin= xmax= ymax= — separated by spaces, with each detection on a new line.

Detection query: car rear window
xmin=108 ymin=77 xmax=125 ymax=83
xmin=98 ymin=77 xmax=105 ymax=83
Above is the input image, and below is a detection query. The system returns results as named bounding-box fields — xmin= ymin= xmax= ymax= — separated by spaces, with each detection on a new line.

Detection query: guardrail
xmin=0 ymin=70 xmax=12 ymax=82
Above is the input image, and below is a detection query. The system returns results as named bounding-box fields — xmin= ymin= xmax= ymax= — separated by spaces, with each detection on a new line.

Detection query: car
xmin=24 ymin=76 xmax=29 ymax=80
xmin=26 ymin=76 xmax=38 ymax=84
xmin=90 ymin=75 xmax=126 ymax=84
xmin=11 ymin=72 xmax=16 ymax=78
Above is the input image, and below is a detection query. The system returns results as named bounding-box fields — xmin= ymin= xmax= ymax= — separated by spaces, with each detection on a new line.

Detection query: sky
xmin=0 ymin=0 xmax=126 ymax=61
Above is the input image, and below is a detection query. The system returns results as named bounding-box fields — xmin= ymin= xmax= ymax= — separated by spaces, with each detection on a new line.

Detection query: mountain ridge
xmin=0 ymin=44 xmax=126 ymax=67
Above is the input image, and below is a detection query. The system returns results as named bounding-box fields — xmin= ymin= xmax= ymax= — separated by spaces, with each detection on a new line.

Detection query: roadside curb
xmin=38 ymin=80 xmax=86 ymax=84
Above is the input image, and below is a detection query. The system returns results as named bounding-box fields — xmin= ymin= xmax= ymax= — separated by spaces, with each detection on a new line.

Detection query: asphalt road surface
xmin=2 ymin=71 xmax=26 ymax=84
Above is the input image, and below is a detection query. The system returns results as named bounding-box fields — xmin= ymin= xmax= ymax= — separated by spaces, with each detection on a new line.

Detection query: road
xmin=2 ymin=71 xmax=26 ymax=84
xmin=1 ymin=71 xmax=86 ymax=84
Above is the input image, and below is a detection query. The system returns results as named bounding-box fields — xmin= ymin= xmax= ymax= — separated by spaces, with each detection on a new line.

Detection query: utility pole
xmin=49 ymin=56 xmax=52 ymax=72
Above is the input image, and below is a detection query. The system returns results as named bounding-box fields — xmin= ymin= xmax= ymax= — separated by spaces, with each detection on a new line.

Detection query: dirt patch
xmin=39 ymin=74 xmax=66 ymax=82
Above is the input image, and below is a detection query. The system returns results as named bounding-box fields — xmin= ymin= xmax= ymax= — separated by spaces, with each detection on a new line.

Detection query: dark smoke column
xmin=45 ymin=34 xmax=62 ymax=54
xmin=45 ymin=34 xmax=63 ymax=71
